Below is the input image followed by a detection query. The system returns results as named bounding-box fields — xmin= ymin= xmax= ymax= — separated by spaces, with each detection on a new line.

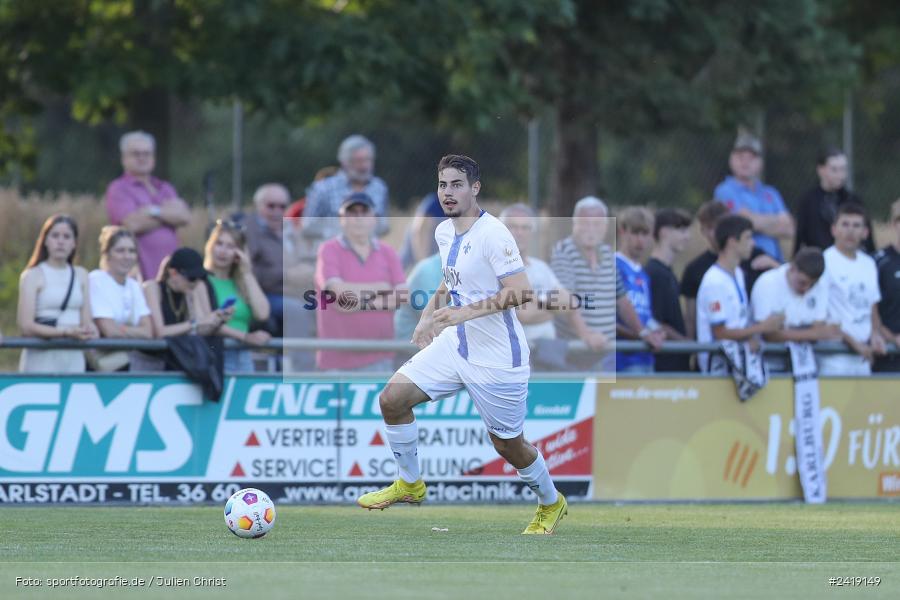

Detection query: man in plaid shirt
xmin=302 ymin=134 xmax=390 ymax=241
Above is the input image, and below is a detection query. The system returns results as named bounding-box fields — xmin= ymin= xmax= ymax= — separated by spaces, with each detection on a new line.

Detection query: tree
xmin=408 ymin=0 xmax=860 ymax=215
xmin=277 ymin=0 xmax=861 ymax=215
xmin=0 ymin=0 xmax=872 ymax=213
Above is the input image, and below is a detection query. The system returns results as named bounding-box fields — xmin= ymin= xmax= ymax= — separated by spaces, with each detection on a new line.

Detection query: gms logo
xmin=0 ymin=380 xmax=218 ymax=477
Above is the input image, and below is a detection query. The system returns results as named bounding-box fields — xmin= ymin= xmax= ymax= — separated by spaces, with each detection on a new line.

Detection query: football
xmin=224 ymin=488 xmax=276 ymax=539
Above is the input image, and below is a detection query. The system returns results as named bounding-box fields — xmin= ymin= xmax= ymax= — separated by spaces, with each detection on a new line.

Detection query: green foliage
xmin=0 ymin=0 xmax=899 ymax=211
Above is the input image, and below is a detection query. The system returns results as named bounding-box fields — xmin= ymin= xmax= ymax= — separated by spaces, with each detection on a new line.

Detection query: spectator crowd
xmin=9 ymin=129 xmax=900 ymax=377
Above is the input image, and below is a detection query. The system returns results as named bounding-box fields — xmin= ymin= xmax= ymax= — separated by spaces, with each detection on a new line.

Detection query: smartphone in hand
xmin=220 ymin=296 xmax=237 ymax=310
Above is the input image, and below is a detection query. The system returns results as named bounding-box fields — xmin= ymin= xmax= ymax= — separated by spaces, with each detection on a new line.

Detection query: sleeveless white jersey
xmin=435 ymin=211 xmax=530 ymax=368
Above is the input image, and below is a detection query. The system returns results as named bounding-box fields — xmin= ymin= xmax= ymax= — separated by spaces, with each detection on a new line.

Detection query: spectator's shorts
xmin=398 ymin=332 xmax=530 ymax=439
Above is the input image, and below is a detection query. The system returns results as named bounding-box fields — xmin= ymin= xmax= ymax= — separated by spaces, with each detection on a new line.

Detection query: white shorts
xmin=398 ymin=333 xmax=530 ymax=439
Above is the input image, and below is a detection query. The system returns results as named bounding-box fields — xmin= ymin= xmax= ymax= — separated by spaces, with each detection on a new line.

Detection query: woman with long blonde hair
xmin=203 ymin=219 xmax=271 ymax=372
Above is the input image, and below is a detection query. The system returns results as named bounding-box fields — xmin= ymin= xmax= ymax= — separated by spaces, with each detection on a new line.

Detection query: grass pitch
xmin=2 ymin=503 xmax=898 ymax=599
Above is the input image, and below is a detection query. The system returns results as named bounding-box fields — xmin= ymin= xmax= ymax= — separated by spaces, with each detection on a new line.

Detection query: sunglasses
xmin=215 ymin=218 xmax=245 ymax=232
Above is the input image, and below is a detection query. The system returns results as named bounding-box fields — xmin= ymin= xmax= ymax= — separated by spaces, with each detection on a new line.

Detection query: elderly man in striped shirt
xmin=550 ymin=196 xmax=663 ymax=371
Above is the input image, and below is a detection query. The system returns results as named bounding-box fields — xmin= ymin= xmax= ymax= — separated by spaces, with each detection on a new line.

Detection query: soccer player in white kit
xmin=357 ymin=155 xmax=568 ymax=534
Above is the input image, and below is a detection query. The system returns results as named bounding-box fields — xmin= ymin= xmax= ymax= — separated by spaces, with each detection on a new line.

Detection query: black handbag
xmin=35 ymin=266 xmax=75 ymax=327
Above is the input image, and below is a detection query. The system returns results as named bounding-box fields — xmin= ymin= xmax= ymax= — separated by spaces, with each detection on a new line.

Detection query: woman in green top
xmin=204 ymin=220 xmax=271 ymax=372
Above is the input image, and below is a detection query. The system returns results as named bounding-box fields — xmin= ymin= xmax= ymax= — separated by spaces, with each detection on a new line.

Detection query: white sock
xmin=385 ymin=421 xmax=420 ymax=484
xmin=517 ymin=451 xmax=558 ymax=505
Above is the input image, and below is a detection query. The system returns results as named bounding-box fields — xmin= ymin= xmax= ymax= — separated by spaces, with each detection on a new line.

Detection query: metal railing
xmin=1 ymin=336 xmax=898 ymax=355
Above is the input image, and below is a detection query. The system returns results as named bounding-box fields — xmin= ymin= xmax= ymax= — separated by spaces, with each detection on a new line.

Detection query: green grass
xmin=2 ymin=503 xmax=898 ymax=599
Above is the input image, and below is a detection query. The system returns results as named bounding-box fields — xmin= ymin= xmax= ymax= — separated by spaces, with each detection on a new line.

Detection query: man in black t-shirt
xmin=646 ymin=208 xmax=693 ymax=372
xmin=874 ymin=199 xmax=900 ymax=372
xmin=794 ymin=147 xmax=875 ymax=255
xmin=681 ymin=201 xmax=780 ymax=340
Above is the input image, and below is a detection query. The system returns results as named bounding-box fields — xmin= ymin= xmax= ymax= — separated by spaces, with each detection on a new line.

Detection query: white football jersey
xmin=435 ymin=211 xmax=530 ymax=368
xmin=751 ymin=263 xmax=828 ymax=327
xmin=823 ymin=246 xmax=880 ymax=343
xmin=696 ymin=263 xmax=749 ymax=372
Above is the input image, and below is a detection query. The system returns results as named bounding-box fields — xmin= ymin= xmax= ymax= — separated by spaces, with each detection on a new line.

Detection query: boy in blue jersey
xmin=357 ymin=155 xmax=567 ymax=534
xmin=615 ymin=207 xmax=663 ymax=372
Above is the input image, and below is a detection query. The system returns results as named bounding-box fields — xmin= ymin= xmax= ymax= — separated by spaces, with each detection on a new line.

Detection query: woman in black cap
xmin=132 ymin=247 xmax=233 ymax=371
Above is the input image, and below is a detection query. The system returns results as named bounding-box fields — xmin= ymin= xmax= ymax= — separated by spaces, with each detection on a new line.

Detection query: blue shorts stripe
xmin=456 ymin=324 xmax=469 ymax=359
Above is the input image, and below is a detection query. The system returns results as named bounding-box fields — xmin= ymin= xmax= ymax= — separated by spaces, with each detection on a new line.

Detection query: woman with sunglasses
xmin=203 ymin=220 xmax=271 ymax=373
xmin=133 ymin=247 xmax=232 ymax=371
xmin=17 ymin=214 xmax=98 ymax=372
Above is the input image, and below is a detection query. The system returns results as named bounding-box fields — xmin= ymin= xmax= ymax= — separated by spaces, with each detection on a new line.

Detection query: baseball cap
xmin=168 ymin=247 xmax=207 ymax=281
xmin=733 ymin=129 xmax=762 ymax=155
xmin=339 ymin=192 xmax=375 ymax=214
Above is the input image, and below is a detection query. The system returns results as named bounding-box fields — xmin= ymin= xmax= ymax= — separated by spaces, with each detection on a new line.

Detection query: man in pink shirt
xmin=105 ymin=131 xmax=192 ymax=280
xmin=315 ymin=192 xmax=407 ymax=371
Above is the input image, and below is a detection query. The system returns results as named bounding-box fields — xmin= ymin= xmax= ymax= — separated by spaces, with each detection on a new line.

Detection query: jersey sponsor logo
xmin=709 ymin=301 xmax=722 ymax=313
xmin=442 ymin=266 xmax=462 ymax=287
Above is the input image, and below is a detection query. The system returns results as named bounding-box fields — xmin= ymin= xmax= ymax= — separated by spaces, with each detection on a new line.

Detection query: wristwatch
xmin=148 ymin=205 xmax=162 ymax=218
xmin=190 ymin=318 xmax=198 ymax=335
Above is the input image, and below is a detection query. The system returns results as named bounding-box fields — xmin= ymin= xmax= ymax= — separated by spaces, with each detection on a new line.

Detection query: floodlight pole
xmin=528 ymin=117 xmax=540 ymax=252
xmin=232 ymin=99 xmax=243 ymax=212
xmin=528 ymin=117 xmax=540 ymax=212
xmin=843 ymin=90 xmax=854 ymax=192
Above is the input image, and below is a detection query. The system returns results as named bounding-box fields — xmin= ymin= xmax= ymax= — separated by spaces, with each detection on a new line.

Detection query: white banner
xmin=789 ymin=342 xmax=827 ymax=503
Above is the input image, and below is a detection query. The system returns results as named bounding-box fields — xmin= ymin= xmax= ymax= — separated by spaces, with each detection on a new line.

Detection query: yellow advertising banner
xmin=593 ymin=377 xmax=900 ymax=500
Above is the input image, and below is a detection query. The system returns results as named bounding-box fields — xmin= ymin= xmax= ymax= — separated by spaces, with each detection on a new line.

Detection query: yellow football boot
xmin=522 ymin=492 xmax=567 ymax=534
xmin=357 ymin=479 xmax=427 ymax=510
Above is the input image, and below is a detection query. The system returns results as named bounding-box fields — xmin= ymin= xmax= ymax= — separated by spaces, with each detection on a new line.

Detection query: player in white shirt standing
xmin=357 ymin=155 xmax=568 ymax=534
xmin=696 ymin=215 xmax=783 ymax=372
xmin=750 ymin=247 xmax=841 ymax=371
xmin=820 ymin=203 xmax=887 ymax=375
